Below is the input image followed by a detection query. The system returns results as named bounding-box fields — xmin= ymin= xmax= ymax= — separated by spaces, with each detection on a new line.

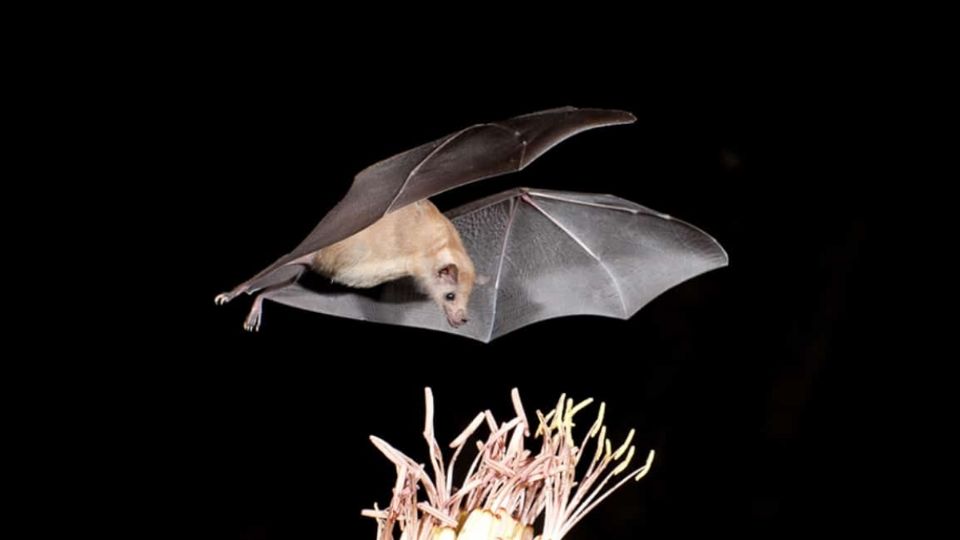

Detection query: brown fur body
xmin=312 ymin=200 xmax=477 ymax=327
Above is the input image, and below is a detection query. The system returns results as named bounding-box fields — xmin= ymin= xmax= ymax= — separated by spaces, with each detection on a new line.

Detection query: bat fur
xmin=217 ymin=200 xmax=477 ymax=331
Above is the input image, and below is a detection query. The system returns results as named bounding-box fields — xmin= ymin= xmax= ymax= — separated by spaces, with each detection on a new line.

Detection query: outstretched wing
xmin=238 ymin=107 xmax=635 ymax=293
xmin=265 ymin=188 xmax=728 ymax=342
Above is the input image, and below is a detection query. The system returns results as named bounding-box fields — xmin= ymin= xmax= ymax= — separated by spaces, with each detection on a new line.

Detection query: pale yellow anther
xmin=535 ymin=410 xmax=549 ymax=437
xmin=593 ymin=425 xmax=607 ymax=463
xmin=570 ymin=397 xmax=594 ymax=417
xmin=562 ymin=398 xmax=577 ymax=440
xmin=605 ymin=438 xmax=612 ymax=462
xmin=562 ymin=397 xmax=593 ymax=441
xmin=539 ymin=409 xmax=558 ymax=437
xmin=587 ymin=402 xmax=606 ymax=439
xmin=613 ymin=428 xmax=635 ymax=460
xmin=634 ymin=449 xmax=656 ymax=481
xmin=611 ymin=446 xmax=636 ymax=476
xmin=551 ymin=393 xmax=566 ymax=429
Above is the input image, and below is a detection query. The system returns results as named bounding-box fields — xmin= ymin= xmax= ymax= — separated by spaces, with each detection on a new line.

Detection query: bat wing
xmin=265 ymin=188 xmax=728 ymax=342
xmin=236 ymin=107 xmax=635 ymax=293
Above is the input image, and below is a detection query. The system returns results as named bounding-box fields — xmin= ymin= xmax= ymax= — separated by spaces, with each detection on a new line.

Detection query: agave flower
xmin=362 ymin=388 xmax=655 ymax=540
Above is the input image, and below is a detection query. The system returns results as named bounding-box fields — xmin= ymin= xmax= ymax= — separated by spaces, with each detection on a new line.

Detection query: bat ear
xmin=437 ymin=264 xmax=459 ymax=284
xmin=476 ymin=274 xmax=491 ymax=286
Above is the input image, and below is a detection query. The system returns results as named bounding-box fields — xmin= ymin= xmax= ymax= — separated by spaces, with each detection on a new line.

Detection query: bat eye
xmin=445 ymin=293 xmax=456 ymax=301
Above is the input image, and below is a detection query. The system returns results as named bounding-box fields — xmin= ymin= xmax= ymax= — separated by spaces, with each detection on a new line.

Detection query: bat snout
xmin=446 ymin=308 xmax=469 ymax=328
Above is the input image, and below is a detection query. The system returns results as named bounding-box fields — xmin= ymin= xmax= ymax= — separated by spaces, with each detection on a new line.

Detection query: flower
xmin=362 ymin=388 xmax=655 ymax=540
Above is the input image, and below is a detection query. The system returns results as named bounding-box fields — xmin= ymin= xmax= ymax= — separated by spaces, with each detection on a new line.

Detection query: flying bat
xmin=215 ymin=107 xmax=727 ymax=340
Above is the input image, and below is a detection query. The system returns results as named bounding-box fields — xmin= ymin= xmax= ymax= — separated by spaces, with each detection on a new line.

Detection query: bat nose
xmin=446 ymin=309 xmax=469 ymax=328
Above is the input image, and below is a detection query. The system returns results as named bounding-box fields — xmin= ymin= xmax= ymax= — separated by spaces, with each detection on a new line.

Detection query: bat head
xmin=426 ymin=253 xmax=476 ymax=329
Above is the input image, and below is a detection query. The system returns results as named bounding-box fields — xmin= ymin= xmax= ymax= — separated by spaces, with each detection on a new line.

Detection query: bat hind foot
xmin=243 ymin=303 xmax=263 ymax=332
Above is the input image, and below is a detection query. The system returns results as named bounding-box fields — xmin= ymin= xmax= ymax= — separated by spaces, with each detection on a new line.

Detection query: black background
xmin=136 ymin=38 xmax=887 ymax=539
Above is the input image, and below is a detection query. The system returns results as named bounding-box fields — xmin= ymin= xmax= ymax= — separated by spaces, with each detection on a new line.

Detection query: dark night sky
xmin=131 ymin=38 xmax=889 ymax=539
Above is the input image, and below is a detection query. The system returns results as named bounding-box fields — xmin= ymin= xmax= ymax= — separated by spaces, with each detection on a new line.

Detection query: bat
xmin=266 ymin=187 xmax=727 ymax=342
xmin=300 ymin=198 xmax=479 ymax=331
xmin=215 ymin=107 xmax=727 ymax=339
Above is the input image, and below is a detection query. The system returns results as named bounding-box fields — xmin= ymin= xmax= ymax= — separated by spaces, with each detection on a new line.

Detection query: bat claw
xmin=243 ymin=311 xmax=262 ymax=332
xmin=215 ymin=292 xmax=233 ymax=305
